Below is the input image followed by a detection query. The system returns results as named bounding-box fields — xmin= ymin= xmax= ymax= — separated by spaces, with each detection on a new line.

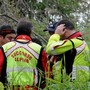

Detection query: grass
xmin=0 ymin=70 xmax=90 ymax=90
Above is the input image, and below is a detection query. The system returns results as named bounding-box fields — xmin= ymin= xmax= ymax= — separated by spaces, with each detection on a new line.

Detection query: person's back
xmin=0 ymin=24 xmax=16 ymax=46
xmin=46 ymin=20 xmax=90 ymax=83
xmin=0 ymin=20 xmax=48 ymax=90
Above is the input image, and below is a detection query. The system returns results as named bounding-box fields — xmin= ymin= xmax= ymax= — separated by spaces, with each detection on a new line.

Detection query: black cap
xmin=44 ymin=22 xmax=58 ymax=32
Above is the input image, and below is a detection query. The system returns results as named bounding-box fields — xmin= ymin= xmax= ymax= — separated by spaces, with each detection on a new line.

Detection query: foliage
xmin=0 ymin=0 xmax=89 ymax=41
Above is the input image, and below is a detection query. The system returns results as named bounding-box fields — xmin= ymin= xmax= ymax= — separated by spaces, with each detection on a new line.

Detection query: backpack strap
xmin=64 ymin=39 xmax=77 ymax=76
xmin=69 ymin=39 xmax=75 ymax=48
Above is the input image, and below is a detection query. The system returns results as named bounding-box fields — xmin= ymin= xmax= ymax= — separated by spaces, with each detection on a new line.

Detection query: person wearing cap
xmin=46 ymin=19 xmax=89 ymax=84
xmin=44 ymin=22 xmax=58 ymax=35
xmin=0 ymin=20 xmax=49 ymax=90
xmin=44 ymin=22 xmax=58 ymax=77
xmin=0 ymin=24 xmax=16 ymax=46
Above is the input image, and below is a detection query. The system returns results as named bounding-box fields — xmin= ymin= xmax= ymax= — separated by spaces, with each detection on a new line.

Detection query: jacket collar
xmin=67 ymin=31 xmax=82 ymax=39
xmin=16 ymin=35 xmax=32 ymax=41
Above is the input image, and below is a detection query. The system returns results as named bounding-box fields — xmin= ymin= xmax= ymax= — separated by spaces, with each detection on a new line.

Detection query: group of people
xmin=0 ymin=19 xmax=89 ymax=90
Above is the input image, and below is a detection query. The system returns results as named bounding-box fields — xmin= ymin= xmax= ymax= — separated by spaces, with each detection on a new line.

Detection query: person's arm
xmin=41 ymin=50 xmax=48 ymax=72
xmin=37 ymin=48 xmax=49 ymax=89
xmin=0 ymin=47 xmax=7 ymax=85
xmin=46 ymin=34 xmax=74 ymax=55
xmin=46 ymin=32 xmax=85 ymax=56
xmin=46 ymin=24 xmax=72 ymax=55
xmin=0 ymin=47 xmax=5 ymax=75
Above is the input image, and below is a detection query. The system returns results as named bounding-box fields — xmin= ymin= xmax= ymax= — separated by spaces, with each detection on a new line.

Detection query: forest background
xmin=0 ymin=0 xmax=90 ymax=46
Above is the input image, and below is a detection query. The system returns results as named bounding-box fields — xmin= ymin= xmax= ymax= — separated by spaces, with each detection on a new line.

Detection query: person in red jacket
xmin=0 ymin=20 xmax=49 ymax=90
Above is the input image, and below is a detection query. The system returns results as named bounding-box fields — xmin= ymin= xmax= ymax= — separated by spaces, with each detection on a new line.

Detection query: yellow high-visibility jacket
xmin=46 ymin=33 xmax=90 ymax=82
xmin=0 ymin=35 xmax=48 ymax=88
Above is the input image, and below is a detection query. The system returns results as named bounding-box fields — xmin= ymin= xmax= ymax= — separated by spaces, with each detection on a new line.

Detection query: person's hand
xmin=55 ymin=24 xmax=66 ymax=36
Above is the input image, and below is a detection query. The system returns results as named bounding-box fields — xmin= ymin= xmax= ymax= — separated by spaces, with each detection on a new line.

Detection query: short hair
xmin=57 ymin=20 xmax=75 ymax=30
xmin=17 ymin=20 xmax=33 ymax=36
xmin=0 ymin=24 xmax=16 ymax=37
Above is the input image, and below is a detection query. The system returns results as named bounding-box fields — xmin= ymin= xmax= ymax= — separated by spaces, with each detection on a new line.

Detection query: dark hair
xmin=17 ymin=20 xmax=33 ymax=36
xmin=57 ymin=20 xmax=75 ymax=30
xmin=0 ymin=24 xmax=16 ymax=37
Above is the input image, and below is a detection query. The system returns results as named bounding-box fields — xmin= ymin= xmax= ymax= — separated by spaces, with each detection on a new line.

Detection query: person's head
xmin=44 ymin=22 xmax=58 ymax=35
xmin=0 ymin=24 xmax=16 ymax=46
xmin=17 ymin=20 xmax=33 ymax=37
xmin=56 ymin=19 xmax=76 ymax=40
